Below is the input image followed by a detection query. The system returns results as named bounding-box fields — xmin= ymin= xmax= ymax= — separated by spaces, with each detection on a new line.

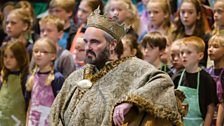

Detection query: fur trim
xmin=114 ymin=94 xmax=183 ymax=126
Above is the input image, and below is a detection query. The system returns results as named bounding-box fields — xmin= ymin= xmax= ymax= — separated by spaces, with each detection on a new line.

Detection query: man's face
xmin=83 ymin=27 xmax=111 ymax=69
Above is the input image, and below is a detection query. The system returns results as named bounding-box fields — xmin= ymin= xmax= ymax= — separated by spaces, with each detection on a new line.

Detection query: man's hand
xmin=113 ymin=103 xmax=133 ymax=126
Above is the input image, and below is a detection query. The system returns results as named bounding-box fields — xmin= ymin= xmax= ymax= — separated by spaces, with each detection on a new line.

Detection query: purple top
xmin=140 ymin=10 xmax=149 ymax=35
xmin=28 ymin=71 xmax=64 ymax=126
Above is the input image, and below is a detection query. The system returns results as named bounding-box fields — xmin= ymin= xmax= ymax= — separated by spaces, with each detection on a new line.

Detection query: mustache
xmin=86 ymin=50 xmax=96 ymax=57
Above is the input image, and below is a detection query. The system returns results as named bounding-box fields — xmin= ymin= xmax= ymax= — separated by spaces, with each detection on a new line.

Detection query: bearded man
xmin=49 ymin=8 xmax=182 ymax=126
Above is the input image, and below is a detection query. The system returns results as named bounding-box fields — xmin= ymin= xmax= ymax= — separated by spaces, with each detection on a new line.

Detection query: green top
xmin=0 ymin=74 xmax=26 ymax=125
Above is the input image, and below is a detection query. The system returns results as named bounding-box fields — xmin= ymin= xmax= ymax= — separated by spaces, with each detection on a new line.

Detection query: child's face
xmin=170 ymin=44 xmax=183 ymax=70
xmin=73 ymin=40 xmax=85 ymax=61
xmin=107 ymin=1 xmax=130 ymax=23
xmin=77 ymin=1 xmax=93 ymax=24
xmin=121 ymin=40 xmax=136 ymax=58
xmin=147 ymin=2 xmax=167 ymax=27
xmin=3 ymin=48 xmax=19 ymax=71
xmin=49 ymin=7 xmax=71 ymax=22
xmin=40 ymin=23 xmax=62 ymax=44
xmin=32 ymin=41 xmax=56 ymax=69
xmin=213 ymin=1 xmax=224 ymax=28
xmin=180 ymin=2 xmax=199 ymax=28
xmin=5 ymin=14 xmax=28 ymax=38
xmin=180 ymin=44 xmax=202 ymax=68
xmin=208 ymin=41 xmax=224 ymax=62
xmin=142 ymin=44 xmax=161 ymax=64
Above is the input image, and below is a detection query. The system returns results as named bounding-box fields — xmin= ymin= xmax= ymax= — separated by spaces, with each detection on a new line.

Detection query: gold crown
xmin=87 ymin=8 xmax=125 ymax=41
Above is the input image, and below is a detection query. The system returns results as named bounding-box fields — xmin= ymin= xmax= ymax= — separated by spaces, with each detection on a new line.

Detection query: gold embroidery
xmin=83 ymin=57 xmax=132 ymax=83
xmin=75 ymin=57 xmax=132 ymax=107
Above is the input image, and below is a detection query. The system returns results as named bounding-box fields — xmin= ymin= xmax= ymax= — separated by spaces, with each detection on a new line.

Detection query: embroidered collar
xmin=83 ymin=57 xmax=132 ymax=83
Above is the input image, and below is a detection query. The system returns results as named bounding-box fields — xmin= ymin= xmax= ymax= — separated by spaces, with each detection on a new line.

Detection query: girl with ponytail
xmin=26 ymin=37 xmax=64 ymax=125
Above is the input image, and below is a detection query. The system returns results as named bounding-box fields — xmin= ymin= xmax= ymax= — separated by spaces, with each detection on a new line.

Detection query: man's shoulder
xmin=67 ymin=68 xmax=84 ymax=78
xmin=125 ymin=57 xmax=155 ymax=69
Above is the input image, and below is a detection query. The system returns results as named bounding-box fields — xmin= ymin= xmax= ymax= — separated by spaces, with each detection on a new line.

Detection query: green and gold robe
xmin=49 ymin=57 xmax=182 ymax=126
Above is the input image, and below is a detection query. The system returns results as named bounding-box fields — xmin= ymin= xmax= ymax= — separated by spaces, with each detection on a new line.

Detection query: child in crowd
xmin=39 ymin=15 xmax=75 ymax=78
xmin=49 ymin=0 xmax=77 ymax=50
xmin=0 ymin=40 xmax=29 ymax=125
xmin=213 ymin=0 xmax=224 ymax=35
xmin=26 ymin=37 xmax=64 ymax=126
xmin=172 ymin=0 xmax=209 ymax=67
xmin=146 ymin=0 xmax=173 ymax=38
xmin=70 ymin=0 xmax=104 ymax=53
xmin=0 ymin=2 xmax=15 ymax=46
xmin=4 ymin=8 xmax=34 ymax=57
xmin=138 ymin=0 xmax=173 ymax=64
xmin=73 ymin=36 xmax=86 ymax=69
xmin=15 ymin=1 xmax=40 ymax=36
xmin=173 ymin=36 xmax=218 ymax=126
xmin=105 ymin=0 xmax=140 ymax=34
xmin=141 ymin=32 xmax=170 ymax=72
xmin=15 ymin=1 xmax=36 ymax=26
xmin=121 ymin=34 xmax=143 ymax=59
xmin=207 ymin=35 xmax=224 ymax=126
xmin=168 ymin=39 xmax=184 ymax=78
xmin=173 ymin=0 xmax=207 ymax=39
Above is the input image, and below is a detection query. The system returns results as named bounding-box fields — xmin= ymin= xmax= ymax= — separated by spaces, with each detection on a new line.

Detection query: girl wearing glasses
xmin=26 ymin=37 xmax=64 ymax=126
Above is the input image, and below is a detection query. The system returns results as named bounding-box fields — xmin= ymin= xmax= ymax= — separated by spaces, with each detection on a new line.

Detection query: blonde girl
xmin=207 ymin=35 xmax=224 ymax=126
xmin=15 ymin=1 xmax=36 ymax=27
xmin=213 ymin=0 xmax=224 ymax=35
xmin=146 ymin=0 xmax=173 ymax=38
xmin=105 ymin=0 xmax=140 ymax=34
xmin=4 ymin=8 xmax=33 ymax=57
xmin=0 ymin=40 xmax=29 ymax=125
xmin=26 ymin=37 xmax=64 ymax=125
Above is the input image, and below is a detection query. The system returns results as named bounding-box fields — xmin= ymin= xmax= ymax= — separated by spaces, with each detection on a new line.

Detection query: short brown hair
xmin=141 ymin=32 xmax=167 ymax=50
xmin=39 ymin=15 xmax=65 ymax=32
xmin=49 ymin=0 xmax=75 ymax=13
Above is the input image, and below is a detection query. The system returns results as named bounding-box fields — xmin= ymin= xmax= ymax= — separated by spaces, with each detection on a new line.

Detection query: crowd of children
xmin=0 ymin=0 xmax=223 ymax=125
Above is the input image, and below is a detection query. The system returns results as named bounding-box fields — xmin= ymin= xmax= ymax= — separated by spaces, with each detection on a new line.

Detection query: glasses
xmin=32 ymin=50 xmax=53 ymax=56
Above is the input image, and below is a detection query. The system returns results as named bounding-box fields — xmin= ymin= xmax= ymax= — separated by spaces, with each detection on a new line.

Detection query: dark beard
xmin=85 ymin=48 xmax=110 ymax=70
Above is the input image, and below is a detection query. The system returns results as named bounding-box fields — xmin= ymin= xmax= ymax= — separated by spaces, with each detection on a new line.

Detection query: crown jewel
xmin=87 ymin=8 xmax=125 ymax=41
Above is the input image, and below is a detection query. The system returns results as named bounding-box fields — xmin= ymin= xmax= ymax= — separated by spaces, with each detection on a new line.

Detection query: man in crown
xmin=49 ymin=9 xmax=182 ymax=126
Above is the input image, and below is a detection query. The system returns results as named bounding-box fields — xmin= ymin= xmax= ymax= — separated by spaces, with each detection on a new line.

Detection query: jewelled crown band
xmin=86 ymin=7 xmax=126 ymax=41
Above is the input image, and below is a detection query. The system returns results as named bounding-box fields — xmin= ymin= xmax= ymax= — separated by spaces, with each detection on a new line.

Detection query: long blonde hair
xmin=105 ymin=0 xmax=140 ymax=33
xmin=212 ymin=0 xmax=224 ymax=35
xmin=26 ymin=37 xmax=57 ymax=91
xmin=3 ymin=8 xmax=33 ymax=39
